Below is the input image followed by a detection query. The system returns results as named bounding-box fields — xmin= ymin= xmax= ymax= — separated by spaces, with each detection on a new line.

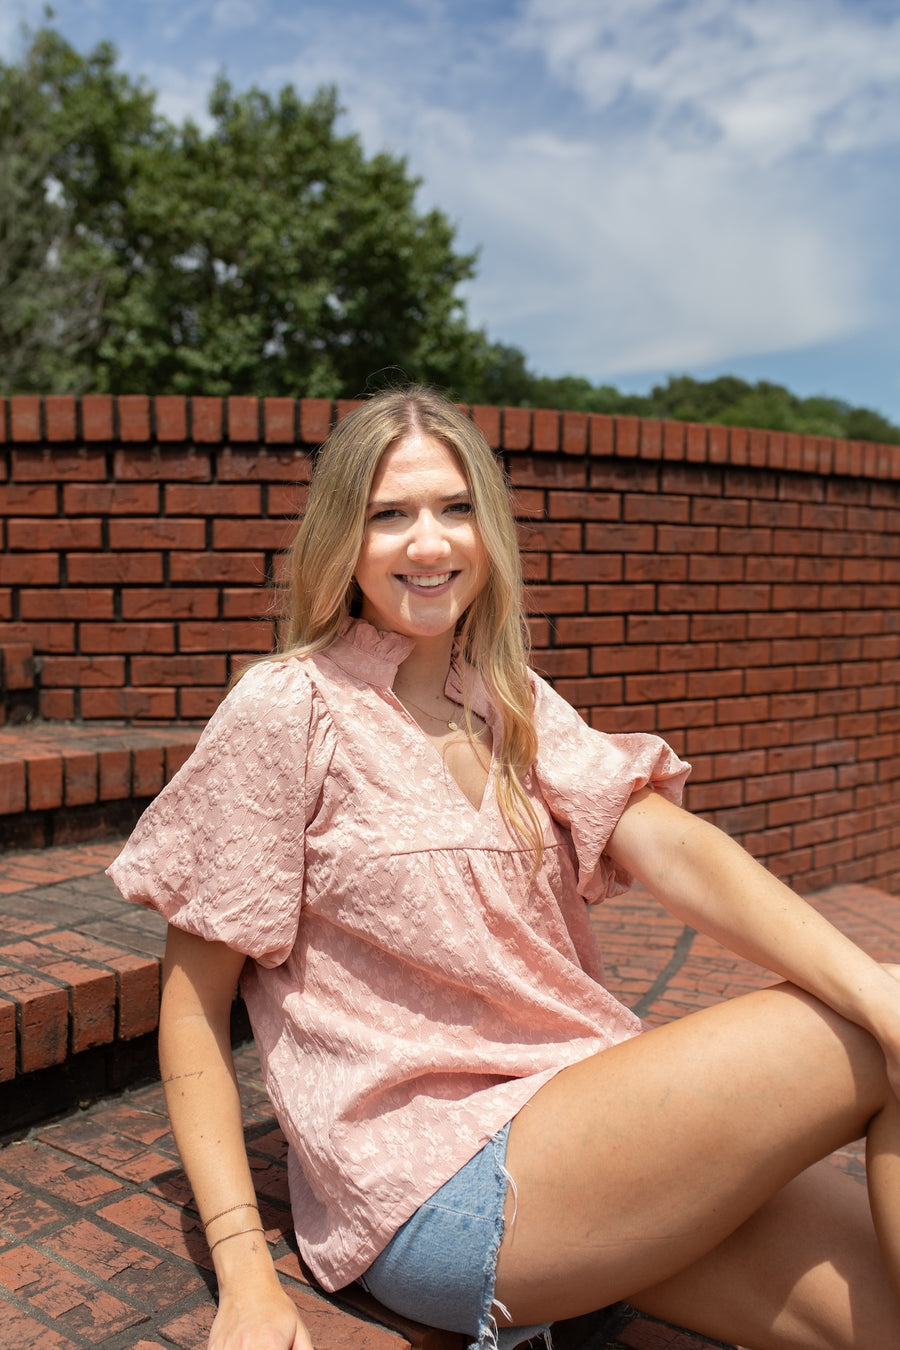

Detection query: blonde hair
xmin=281 ymin=387 xmax=542 ymax=861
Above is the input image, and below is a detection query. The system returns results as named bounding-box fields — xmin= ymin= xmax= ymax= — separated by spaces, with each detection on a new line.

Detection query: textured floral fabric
xmin=108 ymin=619 xmax=690 ymax=1290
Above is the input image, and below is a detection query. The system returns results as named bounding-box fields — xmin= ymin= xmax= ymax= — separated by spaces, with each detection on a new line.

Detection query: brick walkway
xmin=1 ymin=840 xmax=896 ymax=1348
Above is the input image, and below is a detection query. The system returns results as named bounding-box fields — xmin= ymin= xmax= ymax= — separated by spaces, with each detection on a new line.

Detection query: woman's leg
xmin=493 ymin=979 xmax=900 ymax=1348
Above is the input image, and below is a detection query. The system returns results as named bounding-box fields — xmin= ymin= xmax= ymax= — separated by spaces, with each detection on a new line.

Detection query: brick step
xmin=0 ymin=642 xmax=37 ymax=727
xmin=0 ymin=719 xmax=201 ymax=852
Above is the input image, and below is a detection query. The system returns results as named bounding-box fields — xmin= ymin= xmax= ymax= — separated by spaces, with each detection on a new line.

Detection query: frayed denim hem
xmin=358 ymin=1122 xmax=551 ymax=1350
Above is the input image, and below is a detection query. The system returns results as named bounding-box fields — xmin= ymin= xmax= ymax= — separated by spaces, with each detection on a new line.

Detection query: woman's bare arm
xmin=160 ymin=925 xmax=313 ymax=1349
xmin=606 ymin=788 xmax=900 ymax=1074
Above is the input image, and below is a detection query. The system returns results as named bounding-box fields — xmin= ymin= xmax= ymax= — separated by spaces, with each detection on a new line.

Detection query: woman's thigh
xmin=494 ymin=981 xmax=890 ymax=1329
xmin=629 ymin=1157 xmax=900 ymax=1350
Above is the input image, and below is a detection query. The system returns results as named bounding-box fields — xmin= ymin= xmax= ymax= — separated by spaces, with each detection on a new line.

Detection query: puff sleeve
xmin=530 ymin=671 xmax=690 ymax=903
xmin=107 ymin=659 xmax=334 ymax=966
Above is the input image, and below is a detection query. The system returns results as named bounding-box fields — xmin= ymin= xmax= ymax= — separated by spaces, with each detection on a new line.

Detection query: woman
xmin=109 ymin=387 xmax=900 ymax=1350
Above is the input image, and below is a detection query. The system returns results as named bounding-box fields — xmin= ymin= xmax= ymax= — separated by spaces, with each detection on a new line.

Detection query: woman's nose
xmin=407 ymin=511 xmax=451 ymax=560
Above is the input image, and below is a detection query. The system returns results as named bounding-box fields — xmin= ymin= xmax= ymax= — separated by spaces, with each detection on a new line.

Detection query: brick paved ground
xmin=1 ymin=840 xmax=896 ymax=1349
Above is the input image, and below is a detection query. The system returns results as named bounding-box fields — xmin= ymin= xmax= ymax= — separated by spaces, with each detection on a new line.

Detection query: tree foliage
xmin=0 ymin=26 xmax=482 ymax=397
xmin=1 ymin=25 xmax=898 ymax=444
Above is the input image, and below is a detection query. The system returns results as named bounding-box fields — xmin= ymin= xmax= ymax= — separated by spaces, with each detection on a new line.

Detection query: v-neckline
xmin=389 ymin=691 xmax=495 ymax=815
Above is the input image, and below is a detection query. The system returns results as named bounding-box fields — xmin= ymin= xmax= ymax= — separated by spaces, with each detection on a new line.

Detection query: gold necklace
xmin=397 ymin=691 xmax=461 ymax=732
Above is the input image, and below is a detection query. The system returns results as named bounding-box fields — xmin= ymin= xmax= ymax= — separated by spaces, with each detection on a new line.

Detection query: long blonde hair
xmin=281 ymin=387 xmax=542 ymax=860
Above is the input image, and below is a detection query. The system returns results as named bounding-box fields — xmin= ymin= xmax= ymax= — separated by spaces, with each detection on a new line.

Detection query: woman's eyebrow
xmin=367 ymin=489 xmax=472 ymax=508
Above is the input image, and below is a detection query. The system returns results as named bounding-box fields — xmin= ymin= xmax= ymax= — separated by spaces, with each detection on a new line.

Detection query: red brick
xmin=42 ymin=395 xmax=77 ymax=442
xmin=227 ymin=395 xmax=259 ymax=442
xmin=131 ymin=744 xmax=165 ymax=796
xmin=296 ymin=397 xmax=330 ymax=445
xmin=0 ymin=483 xmax=56 ymax=514
xmin=661 ymin=420 xmax=685 ymax=460
xmin=588 ymin=414 xmax=614 ymax=456
xmin=98 ymin=748 xmax=132 ymax=800
xmin=82 ymin=394 xmax=115 ymax=441
xmin=180 ymin=687 xmax=225 ymax=720
xmin=554 ymin=615 xmax=624 ymax=645
xmin=561 ymin=411 xmax=587 ymax=455
xmin=611 ymin=416 xmax=638 ymax=457
xmin=81 ymin=688 xmax=177 ymax=720
xmin=2 ymin=970 xmax=68 ymax=1071
xmin=68 ymin=552 xmax=163 ymax=584
xmin=656 ymin=524 xmax=718 ymax=553
xmin=524 ymin=584 xmax=586 ymax=616
xmin=592 ymin=644 xmax=657 ymax=675
xmin=132 ymin=655 xmax=226 ymax=685
xmin=213 ymin=519 xmax=294 ymax=550
xmin=264 ymin=397 xmax=296 ymax=443
xmin=79 ymin=624 xmax=175 ymax=654
xmin=169 ymin=551 xmax=267 ymax=584
xmin=113 ymin=446 xmax=211 ymax=482
xmin=1 ymin=641 xmax=34 ymax=689
xmin=508 ymin=455 xmax=584 ymax=489
xmin=222 ymin=589 xmax=273 ymax=618
xmin=682 ymin=422 xmax=708 ymax=463
xmin=41 ymin=655 xmax=125 ymax=687
xmin=10 ymin=395 xmax=41 ymax=441
xmin=11 ymin=447 xmax=106 ymax=481
xmin=20 ymin=589 xmax=114 ymax=621
xmin=178 ymin=620 xmax=274 ymax=652
xmin=0 ymin=1243 xmax=145 ymax=1336
xmin=0 ymin=758 xmax=26 ymax=814
xmin=0 ymin=553 xmax=59 ymax=584
xmin=553 ymin=676 xmax=622 ymax=706
xmin=0 ymin=997 xmax=15 ymax=1081
xmin=552 ymin=553 xmax=621 ymax=582
xmin=154 ymin=394 xmax=187 ymax=442
xmin=191 ymin=395 xmax=224 ymax=443
xmin=63 ymin=482 xmax=159 ymax=514
xmin=530 ymin=647 xmax=589 ymax=679
xmin=118 ymin=394 xmax=151 ymax=442
xmin=8 ymin=518 xmax=101 ymax=550
xmin=547 ymin=490 xmax=619 ymax=521
xmin=108 ymin=518 xmax=205 ymax=550
xmin=165 ymin=483 xmax=261 ymax=515
xmin=501 ymin=407 xmax=530 ymax=451
xmin=268 ymin=482 xmax=306 ymax=517
xmin=585 ymin=522 xmax=655 ymax=552
xmin=639 ymin=419 xmax=662 ymax=459
xmin=218 ymin=445 xmax=308 ymax=483
xmin=39 ymin=690 xmax=76 ymax=719
xmin=532 ymin=408 xmax=559 ymax=451
xmin=24 ymin=755 xmax=63 ymax=811
xmin=121 ymin=588 xmax=218 ymax=620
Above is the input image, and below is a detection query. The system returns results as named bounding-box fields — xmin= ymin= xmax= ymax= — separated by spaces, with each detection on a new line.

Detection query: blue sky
xmin=4 ymin=0 xmax=900 ymax=421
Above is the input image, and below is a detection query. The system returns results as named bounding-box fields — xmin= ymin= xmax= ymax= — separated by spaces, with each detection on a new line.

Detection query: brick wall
xmin=2 ymin=393 xmax=899 ymax=893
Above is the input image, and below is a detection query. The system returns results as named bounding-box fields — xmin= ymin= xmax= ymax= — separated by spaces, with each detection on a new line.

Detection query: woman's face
xmin=355 ymin=431 xmax=489 ymax=643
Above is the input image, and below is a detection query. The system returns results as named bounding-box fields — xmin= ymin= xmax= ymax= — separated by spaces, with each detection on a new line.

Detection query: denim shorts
xmin=358 ymin=1121 xmax=550 ymax=1350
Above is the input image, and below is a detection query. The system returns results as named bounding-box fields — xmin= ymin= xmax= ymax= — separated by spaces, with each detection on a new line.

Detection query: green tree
xmin=1 ymin=27 xmax=482 ymax=397
xmin=0 ymin=28 xmax=108 ymax=391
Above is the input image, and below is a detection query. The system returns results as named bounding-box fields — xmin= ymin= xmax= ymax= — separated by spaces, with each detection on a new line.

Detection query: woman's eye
xmin=447 ymin=501 xmax=473 ymax=516
xmin=370 ymin=508 xmax=401 ymax=522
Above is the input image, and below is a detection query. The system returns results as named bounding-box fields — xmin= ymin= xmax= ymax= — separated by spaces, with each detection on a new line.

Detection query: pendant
xmin=447 ymin=719 xmax=459 ymax=732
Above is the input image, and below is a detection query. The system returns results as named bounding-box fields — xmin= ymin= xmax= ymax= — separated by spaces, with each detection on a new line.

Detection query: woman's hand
xmin=209 ymin=1283 xmax=314 ymax=1350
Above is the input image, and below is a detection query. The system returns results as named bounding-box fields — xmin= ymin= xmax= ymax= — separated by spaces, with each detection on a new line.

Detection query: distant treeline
xmin=472 ymin=350 xmax=900 ymax=445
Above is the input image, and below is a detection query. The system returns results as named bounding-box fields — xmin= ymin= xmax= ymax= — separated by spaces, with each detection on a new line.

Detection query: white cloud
xmin=516 ymin=0 xmax=900 ymax=163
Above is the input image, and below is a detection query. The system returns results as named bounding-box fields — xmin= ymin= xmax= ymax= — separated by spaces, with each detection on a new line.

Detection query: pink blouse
xmin=108 ymin=619 xmax=690 ymax=1290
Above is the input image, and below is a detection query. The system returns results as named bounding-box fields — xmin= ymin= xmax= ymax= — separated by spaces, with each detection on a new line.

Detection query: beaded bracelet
xmin=209 ymin=1226 xmax=265 ymax=1255
xmin=203 ymin=1202 xmax=259 ymax=1231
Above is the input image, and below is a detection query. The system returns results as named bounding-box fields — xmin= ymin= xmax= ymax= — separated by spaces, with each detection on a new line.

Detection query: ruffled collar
xmin=325 ymin=617 xmax=416 ymax=687
xmin=324 ymin=618 xmax=492 ymax=723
